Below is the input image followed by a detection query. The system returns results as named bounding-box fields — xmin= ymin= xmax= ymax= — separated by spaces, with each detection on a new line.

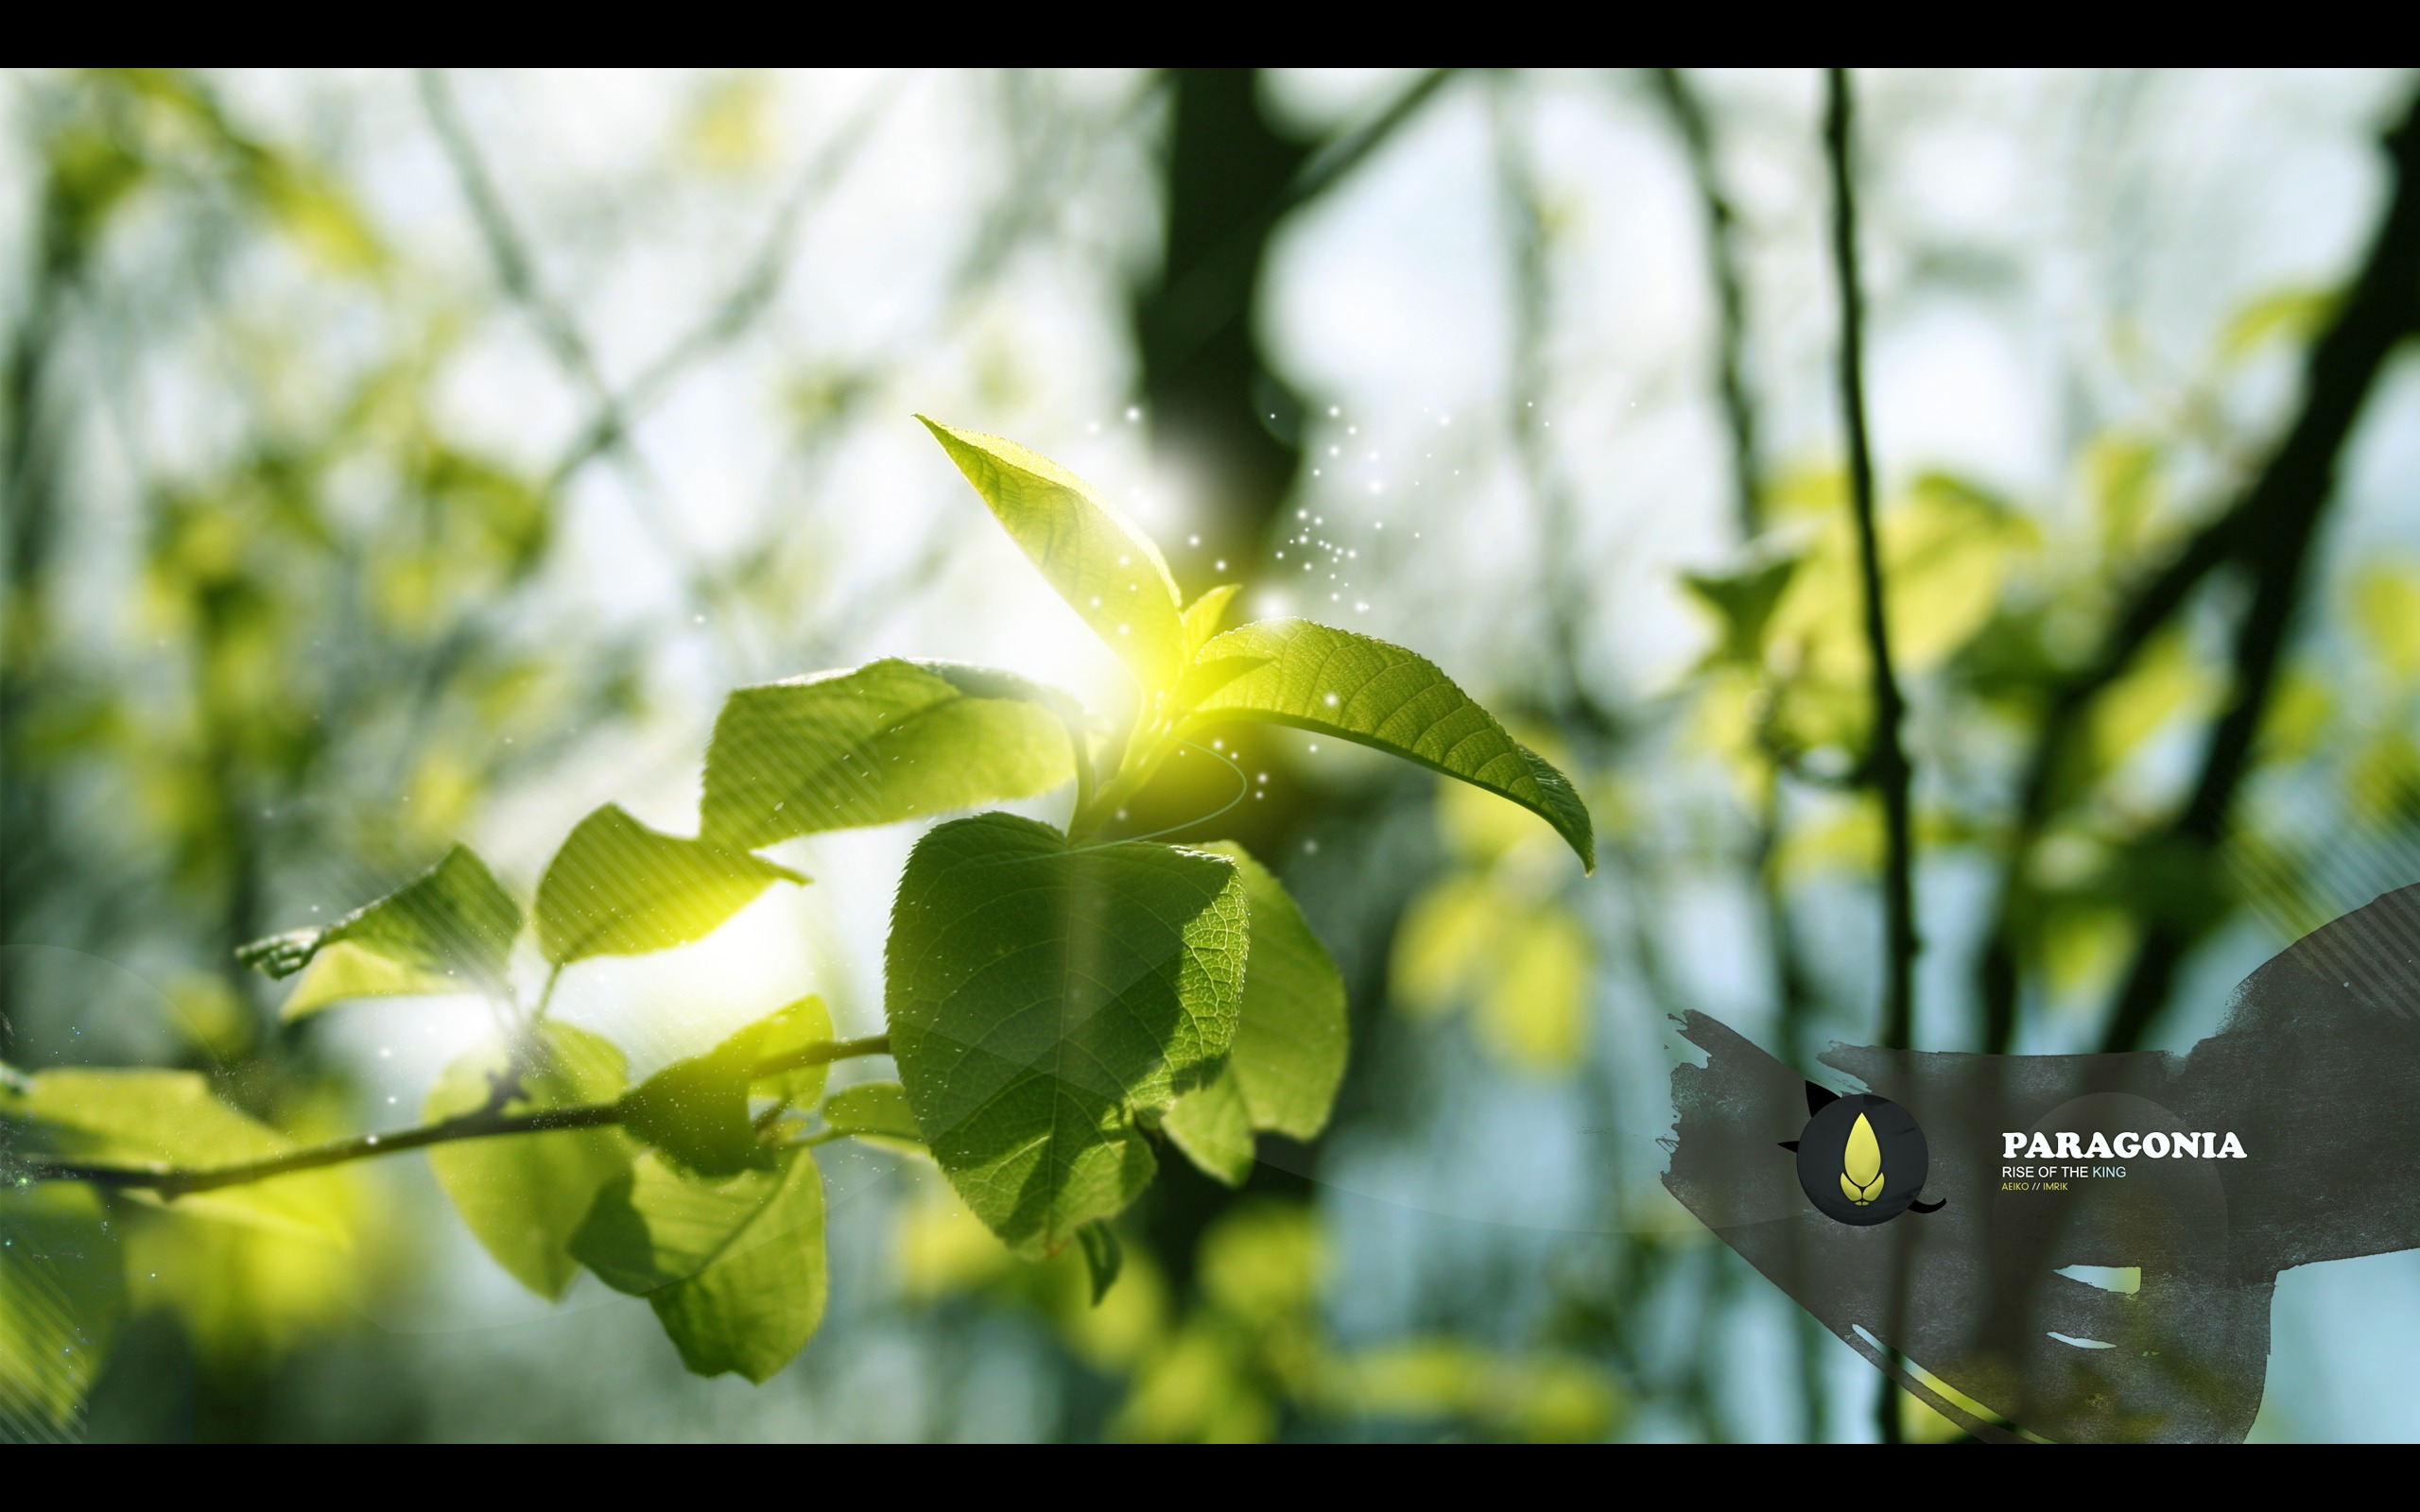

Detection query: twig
xmin=1971 ymin=88 xmax=2420 ymax=1053
xmin=545 ymin=74 xmax=908 ymax=490
xmin=2096 ymin=92 xmax=2420 ymax=1054
xmin=1148 ymin=69 xmax=1458 ymax=374
xmin=10 ymin=1035 xmax=892 ymax=1195
xmin=1825 ymin=66 xmax=1922 ymax=1451
xmin=1652 ymin=68 xmax=1762 ymax=541
xmin=1824 ymin=70 xmax=1919 ymax=1055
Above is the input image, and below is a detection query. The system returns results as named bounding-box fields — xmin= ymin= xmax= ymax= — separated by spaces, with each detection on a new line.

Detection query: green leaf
xmin=751 ymin=994 xmax=838 ymax=1107
xmin=700 ymin=659 xmax=1079 ymax=851
xmin=1183 ymin=584 xmax=1243 ymax=659
xmin=1077 ymin=1222 xmax=1124 ymax=1307
xmin=2354 ymin=563 xmax=2420 ymax=680
xmin=920 ymin=418 xmax=1186 ymax=694
xmin=1162 ymin=1068 xmax=1253 ymax=1186
xmin=821 ymin=1081 xmax=920 ymax=1142
xmin=1195 ymin=842 xmax=1347 ymax=1140
xmin=570 ymin=1148 xmax=827 ymax=1383
xmin=885 ymin=813 xmax=1248 ymax=1257
xmin=424 ymin=1023 xmax=633 ymax=1300
xmin=280 ymin=944 xmax=463 ymax=1022
xmin=535 ymin=804 xmax=805 ymax=965
xmin=0 ymin=1182 xmax=124 ymax=1432
xmin=1185 ymin=620 xmax=1595 ymax=871
xmin=621 ymin=1019 xmax=773 ymax=1177
xmin=1683 ymin=554 xmax=1801 ymax=665
xmin=3 ymin=1069 xmax=337 ymax=1237
xmin=2217 ymin=284 xmax=2339 ymax=367
xmin=236 ymin=844 xmax=521 ymax=1018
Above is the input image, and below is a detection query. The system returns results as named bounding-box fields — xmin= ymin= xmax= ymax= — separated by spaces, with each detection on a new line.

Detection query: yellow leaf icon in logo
xmin=1842 ymin=1111 xmax=1883 ymax=1206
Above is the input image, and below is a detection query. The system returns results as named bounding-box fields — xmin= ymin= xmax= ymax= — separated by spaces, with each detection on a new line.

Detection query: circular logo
xmin=1794 ymin=1091 xmax=1931 ymax=1227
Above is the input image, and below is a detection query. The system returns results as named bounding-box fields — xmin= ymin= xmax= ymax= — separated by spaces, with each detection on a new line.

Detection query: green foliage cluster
xmin=2 ymin=421 xmax=1590 ymax=1423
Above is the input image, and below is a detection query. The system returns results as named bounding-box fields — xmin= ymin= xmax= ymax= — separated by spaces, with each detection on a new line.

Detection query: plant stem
xmin=10 ymin=1036 xmax=892 ymax=1196
xmin=1825 ymin=66 xmax=1919 ymax=1451
xmin=1824 ymin=68 xmax=1919 ymax=1057
xmin=1652 ymin=67 xmax=1762 ymax=542
xmin=2096 ymin=90 xmax=2420 ymax=1054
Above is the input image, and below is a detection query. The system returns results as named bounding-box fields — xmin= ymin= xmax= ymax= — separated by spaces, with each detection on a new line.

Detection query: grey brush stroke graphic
xmin=1664 ymin=882 xmax=2420 ymax=1444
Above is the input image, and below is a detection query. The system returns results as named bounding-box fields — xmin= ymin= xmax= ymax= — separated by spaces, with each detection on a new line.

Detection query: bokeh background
xmin=6 ymin=66 xmax=2419 ymax=1441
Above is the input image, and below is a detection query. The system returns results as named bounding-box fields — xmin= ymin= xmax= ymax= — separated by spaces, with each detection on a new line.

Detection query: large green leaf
xmin=4 ymin=1068 xmax=338 ymax=1237
xmin=620 ymin=1019 xmax=772 ymax=1177
xmin=1162 ymin=1068 xmax=1253 ymax=1186
xmin=0 ymin=1183 xmax=124 ymax=1432
xmin=570 ymin=1149 xmax=826 ymax=1383
xmin=1164 ymin=840 xmax=1348 ymax=1178
xmin=885 ymin=813 xmax=1248 ymax=1257
xmin=1185 ymin=620 xmax=1595 ymax=871
xmin=235 ymin=844 xmax=522 ymax=1018
xmin=1199 ymin=842 xmax=1348 ymax=1140
xmin=424 ymin=1023 xmax=633 ymax=1300
xmin=751 ymin=994 xmax=838 ymax=1107
xmin=280 ymin=945 xmax=462 ymax=1022
xmin=820 ymin=1082 xmax=921 ymax=1143
xmin=535 ymin=804 xmax=805 ymax=965
xmin=1182 ymin=584 xmax=1243 ymax=660
xmin=700 ymin=660 xmax=1078 ymax=851
xmin=921 ymin=418 xmax=1186 ymax=694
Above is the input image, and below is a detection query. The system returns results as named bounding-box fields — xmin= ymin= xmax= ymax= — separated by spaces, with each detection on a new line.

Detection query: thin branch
xmin=1824 ymin=70 xmax=1919 ymax=1056
xmin=545 ymin=74 xmax=908 ymax=490
xmin=1652 ymin=68 xmax=1762 ymax=541
xmin=10 ymin=1035 xmax=893 ymax=1196
xmin=1149 ymin=68 xmax=1459 ymax=374
xmin=1974 ymin=87 xmax=2420 ymax=1053
xmin=417 ymin=68 xmax=722 ymax=632
xmin=1493 ymin=77 xmax=1616 ymax=740
xmin=2097 ymin=91 xmax=2420 ymax=1054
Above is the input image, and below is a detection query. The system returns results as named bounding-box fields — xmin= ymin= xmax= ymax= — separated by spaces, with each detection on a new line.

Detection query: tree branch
xmin=9 ymin=1035 xmax=893 ymax=1196
xmin=544 ymin=74 xmax=907 ymax=490
xmin=2097 ymin=93 xmax=2420 ymax=1054
xmin=1653 ymin=67 xmax=1762 ymax=542
xmin=1824 ymin=69 xmax=1919 ymax=1057
xmin=1973 ymin=87 xmax=2420 ymax=1053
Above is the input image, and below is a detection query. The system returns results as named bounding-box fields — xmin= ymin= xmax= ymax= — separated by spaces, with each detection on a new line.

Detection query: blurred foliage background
xmin=5 ymin=67 xmax=2419 ymax=1441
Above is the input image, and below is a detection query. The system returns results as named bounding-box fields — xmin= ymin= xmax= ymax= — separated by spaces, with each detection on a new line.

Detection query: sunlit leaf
xmin=1182 ymin=584 xmax=1243 ymax=660
xmin=2089 ymin=627 xmax=2218 ymax=773
xmin=820 ymin=1081 xmax=920 ymax=1142
xmin=236 ymin=844 xmax=521 ymax=1017
xmin=279 ymin=944 xmax=463 ymax=1022
xmin=621 ymin=1019 xmax=772 ymax=1177
xmin=0 ymin=1183 xmax=123 ymax=1432
xmin=920 ymin=418 xmax=1186 ymax=694
xmin=1318 ymin=1343 xmax=1622 ymax=1443
xmin=700 ymin=659 xmax=1078 ymax=850
xmin=1391 ymin=875 xmax=1497 ymax=1021
xmin=1684 ymin=554 xmax=1801 ymax=666
xmin=424 ymin=1023 xmax=633 ymax=1300
xmin=1198 ymin=1199 xmax=1322 ymax=1323
xmin=1478 ymin=907 xmax=1589 ymax=1072
xmin=1188 ymin=842 xmax=1346 ymax=1140
xmin=886 ymin=813 xmax=1247 ymax=1257
xmin=1163 ymin=1069 xmax=1253 ymax=1187
xmin=1112 ymin=1319 xmax=1273 ymax=1443
xmin=570 ymin=1148 xmax=826 ymax=1383
xmin=750 ymin=994 xmax=837 ymax=1107
xmin=1077 ymin=1222 xmax=1123 ymax=1307
xmin=2217 ymin=284 xmax=2339 ymax=367
xmin=2353 ymin=563 xmax=2420 ymax=681
xmin=4 ymin=1068 xmax=339 ymax=1238
xmin=535 ymin=804 xmax=804 ymax=965
xmin=1185 ymin=620 xmax=1594 ymax=871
